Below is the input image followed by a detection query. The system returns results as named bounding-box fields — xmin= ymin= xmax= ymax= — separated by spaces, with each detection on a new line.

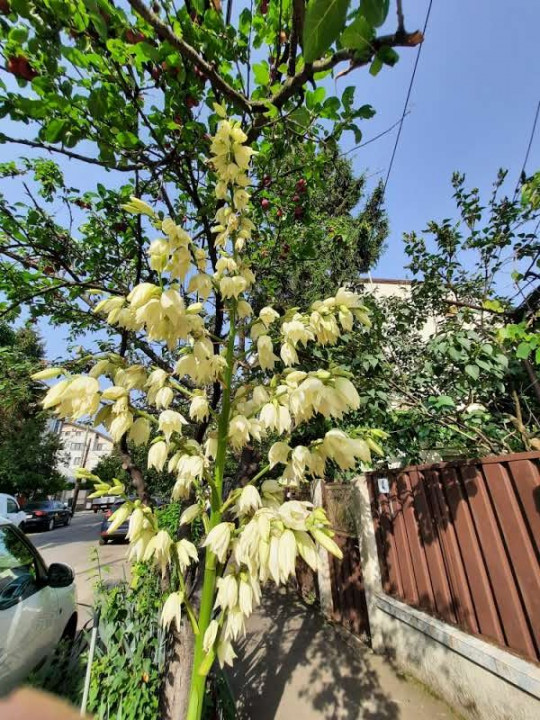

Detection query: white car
xmin=0 ymin=494 xmax=25 ymax=528
xmin=0 ymin=518 xmax=77 ymax=695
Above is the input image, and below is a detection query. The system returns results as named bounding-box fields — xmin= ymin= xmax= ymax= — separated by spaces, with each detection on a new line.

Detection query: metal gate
xmin=323 ymin=483 xmax=370 ymax=641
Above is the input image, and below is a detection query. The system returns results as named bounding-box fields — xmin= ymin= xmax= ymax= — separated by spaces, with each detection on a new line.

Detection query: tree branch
xmin=270 ymin=30 xmax=423 ymax=111
xmin=127 ymin=0 xmax=257 ymax=114
xmin=0 ymin=135 xmax=148 ymax=171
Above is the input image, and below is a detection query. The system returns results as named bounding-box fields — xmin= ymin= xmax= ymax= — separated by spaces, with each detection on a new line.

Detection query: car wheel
xmin=47 ymin=517 xmax=55 ymax=531
xmin=64 ymin=514 xmax=71 ymax=526
xmin=61 ymin=613 xmax=78 ymax=644
xmin=99 ymin=536 xmax=108 ymax=545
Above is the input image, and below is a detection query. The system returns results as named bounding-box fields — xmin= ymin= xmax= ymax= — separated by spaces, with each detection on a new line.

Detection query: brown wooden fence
xmin=323 ymin=483 xmax=370 ymax=641
xmin=367 ymin=452 xmax=540 ymax=664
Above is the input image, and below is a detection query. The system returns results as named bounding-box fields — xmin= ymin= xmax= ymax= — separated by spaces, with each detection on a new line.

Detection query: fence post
xmin=312 ymin=479 xmax=334 ymax=618
xmin=353 ymin=473 xmax=384 ymax=652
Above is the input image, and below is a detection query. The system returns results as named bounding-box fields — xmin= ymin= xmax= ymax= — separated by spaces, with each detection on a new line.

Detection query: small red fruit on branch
xmin=261 ymin=198 xmax=270 ymax=211
xmin=0 ymin=0 xmax=11 ymax=15
xmin=125 ymin=29 xmax=145 ymax=44
xmin=7 ymin=55 xmax=38 ymax=81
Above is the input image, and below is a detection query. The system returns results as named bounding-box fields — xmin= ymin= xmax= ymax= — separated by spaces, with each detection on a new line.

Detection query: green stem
xmin=186 ymin=303 xmax=236 ymax=720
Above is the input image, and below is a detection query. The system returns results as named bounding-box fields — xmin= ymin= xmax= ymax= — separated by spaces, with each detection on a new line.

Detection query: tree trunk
xmin=119 ymin=436 xmax=151 ymax=505
xmin=160 ymin=618 xmax=195 ymax=720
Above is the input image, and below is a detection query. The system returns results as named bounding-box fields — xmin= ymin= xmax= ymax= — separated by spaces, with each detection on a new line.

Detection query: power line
xmin=513 ymin=98 xmax=540 ymax=198
xmin=340 ymin=112 xmax=411 ymax=158
xmin=383 ymin=0 xmax=434 ymax=193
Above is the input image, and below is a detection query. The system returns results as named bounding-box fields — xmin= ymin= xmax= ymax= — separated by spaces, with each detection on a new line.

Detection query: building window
xmin=71 ymin=442 xmax=83 ymax=450
xmin=97 ymin=443 xmax=106 ymax=451
xmin=72 ymin=456 xmax=82 ymax=465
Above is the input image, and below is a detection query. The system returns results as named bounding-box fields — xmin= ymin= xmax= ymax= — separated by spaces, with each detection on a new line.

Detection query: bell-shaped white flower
xmin=148 ymin=440 xmax=168 ymax=471
xmin=180 ymin=503 xmax=202 ymax=526
xmin=176 ymin=539 xmax=199 ymax=571
xmin=161 ymin=591 xmax=184 ymax=631
xmin=128 ymin=417 xmax=151 ymax=446
xmin=155 ymin=386 xmax=174 ymax=409
xmin=109 ymin=412 xmax=133 ymax=442
xmin=257 ymin=335 xmax=278 ymax=371
xmin=215 ymin=574 xmax=238 ymax=611
xmin=295 ymin=530 xmax=319 ymax=571
xmin=268 ymin=441 xmax=291 ymax=468
xmin=159 ymin=409 xmax=188 ymax=440
xmin=228 ymin=415 xmax=250 ymax=451
xmin=203 ymin=522 xmax=233 ymax=563
xmin=237 ymin=485 xmax=262 ymax=515
xmin=189 ymin=394 xmax=210 ymax=422
xmin=259 ymin=306 xmax=279 ymax=327
xmin=203 ymin=619 xmax=219 ymax=654
xmin=32 ymin=366 xmax=65 ymax=381
xmin=217 ymin=639 xmax=237 ymax=668
xmin=278 ymin=529 xmax=297 ymax=582
xmin=279 ymin=500 xmax=311 ymax=531
xmin=311 ymin=527 xmax=343 ymax=560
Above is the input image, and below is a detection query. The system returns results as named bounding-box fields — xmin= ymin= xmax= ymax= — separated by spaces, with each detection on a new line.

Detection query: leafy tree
xmin=0 ymin=322 xmax=65 ymax=498
xmin=0 ymin=0 xmax=419 ymax=358
xmin=327 ymin=170 xmax=540 ymax=463
xmin=3 ymin=3 xmax=423 ymax=716
xmin=250 ymin=145 xmax=388 ymax=310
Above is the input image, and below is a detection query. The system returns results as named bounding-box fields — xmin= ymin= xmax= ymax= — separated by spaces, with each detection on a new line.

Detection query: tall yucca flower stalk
xmin=34 ymin=105 xmax=380 ymax=720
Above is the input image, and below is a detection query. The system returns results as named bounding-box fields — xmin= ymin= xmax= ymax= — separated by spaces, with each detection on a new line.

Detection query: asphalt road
xmin=28 ymin=511 xmax=129 ymax=627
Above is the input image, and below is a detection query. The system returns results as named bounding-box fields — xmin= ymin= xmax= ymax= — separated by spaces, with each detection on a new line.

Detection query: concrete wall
xmin=352 ymin=474 xmax=540 ymax=720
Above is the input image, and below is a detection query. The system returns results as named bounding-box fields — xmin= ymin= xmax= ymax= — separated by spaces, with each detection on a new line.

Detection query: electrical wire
xmin=340 ymin=112 xmax=411 ymax=158
xmin=513 ymin=98 xmax=540 ymax=198
xmin=383 ymin=0 xmax=434 ymax=193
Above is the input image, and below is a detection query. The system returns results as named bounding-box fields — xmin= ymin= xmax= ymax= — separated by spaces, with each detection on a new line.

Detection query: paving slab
xmin=231 ymin=587 xmax=456 ymax=720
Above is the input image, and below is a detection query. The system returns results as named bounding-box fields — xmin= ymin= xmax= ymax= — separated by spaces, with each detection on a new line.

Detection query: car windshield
xmin=25 ymin=501 xmax=52 ymax=510
xmin=0 ymin=526 xmax=38 ymax=610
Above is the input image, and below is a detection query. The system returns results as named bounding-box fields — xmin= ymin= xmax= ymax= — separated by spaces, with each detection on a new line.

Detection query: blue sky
xmin=3 ymin=0 xmax=539 ymax=358
xmin=349 ymin=0 xmax=539 ymax=280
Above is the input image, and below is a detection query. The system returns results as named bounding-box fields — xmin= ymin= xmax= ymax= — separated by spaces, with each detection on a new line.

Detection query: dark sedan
xmin=23 ymin=500 xmax=71 ymax=532
xmin=99 ymin=498 xmax=165 ymax=544
xmin=99 ymin=501 xmax=128 ymax=544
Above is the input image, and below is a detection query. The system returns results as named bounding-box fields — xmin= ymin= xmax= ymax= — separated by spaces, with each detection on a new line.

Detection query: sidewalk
xmin=231 ymin=587 xmax=455 ymax=720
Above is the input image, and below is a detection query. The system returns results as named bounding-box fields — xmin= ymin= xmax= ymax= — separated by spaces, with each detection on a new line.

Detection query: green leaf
xmin=303 ymin=0 xmax=351 ymax=63
xmin=289 ymin=106 xmax=311 ymax=127
xmin=377 ymin=46 xmax=399 ymax=67
xmin=306 ymin=87 xmax=326 ymax=109
xmin=43 ymin=119 xmax=69 ymax=144
xmin=369 ymin=55 xmax=383 ymax=76
xmin=341 ymin=15 xmax=374 ymax=56
xmin=465 ymin=364 xmax=479 ymax=380
xmin=516 ymin=342 xmax=532 ymax=359
xmin=253 ymin=62 xmax=270 ymax=86
xmin=360 ymin=0 xmax=390 ymax=28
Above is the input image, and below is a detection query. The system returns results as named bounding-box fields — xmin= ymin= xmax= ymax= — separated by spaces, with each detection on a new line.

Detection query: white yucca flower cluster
xmin=33 ymin=108 xmax=381 ymax=676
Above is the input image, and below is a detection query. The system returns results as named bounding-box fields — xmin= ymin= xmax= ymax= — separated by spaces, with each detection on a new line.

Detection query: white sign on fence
xmin=378 ymin=477 xmax=390 ymax=494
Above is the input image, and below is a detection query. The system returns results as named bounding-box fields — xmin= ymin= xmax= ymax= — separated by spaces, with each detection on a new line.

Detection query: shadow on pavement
xmin=231 ymin=587 xmax=400 ymax=720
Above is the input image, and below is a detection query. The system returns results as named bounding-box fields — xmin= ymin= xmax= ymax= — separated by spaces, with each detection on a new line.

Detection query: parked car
xmin=91 ymin=495 xmax=118 ymax=514
xmin=99 ymin=498 xmax=166 ymax=544
xmin=22 ymin=501 xmax=71 ymax=532
xmin=0 ymin=518 xmax=77 ymax=694
xmin=0 ymin=494 xmax=25 ymax=528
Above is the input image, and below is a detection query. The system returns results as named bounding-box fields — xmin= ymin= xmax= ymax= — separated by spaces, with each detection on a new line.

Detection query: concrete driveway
xmin=27 ymin=511 xmax=129 ymax=628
